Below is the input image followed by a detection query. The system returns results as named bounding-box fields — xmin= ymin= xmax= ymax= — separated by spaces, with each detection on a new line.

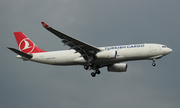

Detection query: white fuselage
xmin=25 ymin=43 xmax=172 ymax=66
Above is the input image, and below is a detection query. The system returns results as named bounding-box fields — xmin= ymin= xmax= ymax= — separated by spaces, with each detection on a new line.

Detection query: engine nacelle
xmin=96 ymin=50 xmax=117 ymax=59
xmin=108 ymin=63 xmax=127 ymax=72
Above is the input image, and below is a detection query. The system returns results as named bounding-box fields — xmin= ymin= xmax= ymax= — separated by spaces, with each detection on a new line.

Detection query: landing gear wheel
xmin=84 ymin=65 xmax=88 ymax=70
xmin=91 ymin=72 xmax=96 ymax=77
xmin=95 ymin=70 xmax=101 ymax=74
xmin=152 ymin=62 xmax=156 ymax=66
xmin=89 ymin=62 xmax=93 ymax=67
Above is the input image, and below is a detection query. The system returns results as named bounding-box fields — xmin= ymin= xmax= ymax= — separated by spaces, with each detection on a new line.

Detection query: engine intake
xmin=96 ymin=50 xmax=117 ymax=59
xmin=108 ymin=63 xmax=127 ymax=72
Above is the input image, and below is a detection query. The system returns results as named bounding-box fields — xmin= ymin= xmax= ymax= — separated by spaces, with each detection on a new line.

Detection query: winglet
xmin=41 ymin=22 xmax=49 ymax=28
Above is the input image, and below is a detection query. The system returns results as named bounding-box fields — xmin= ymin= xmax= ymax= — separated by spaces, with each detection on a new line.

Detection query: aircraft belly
xmin=93 ymin=56 xmax=125 ymax=66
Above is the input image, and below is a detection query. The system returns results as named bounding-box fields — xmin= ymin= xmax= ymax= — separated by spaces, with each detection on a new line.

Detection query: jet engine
xmin=96 ymin=50 xmax=117 ymax=59
xmin=107 ymin=63 xmax=127 ymax=72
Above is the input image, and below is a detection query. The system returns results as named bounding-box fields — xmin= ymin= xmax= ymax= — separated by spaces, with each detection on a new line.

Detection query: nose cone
xmin=160 ymin=47 xmax=172 ymax=56
xmin=166 ymin=48 xmax=172 ymax=54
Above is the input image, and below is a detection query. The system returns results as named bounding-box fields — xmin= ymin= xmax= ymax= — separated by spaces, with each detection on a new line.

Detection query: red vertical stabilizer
xmin=14 ymin=32 xmax=46 ymax=54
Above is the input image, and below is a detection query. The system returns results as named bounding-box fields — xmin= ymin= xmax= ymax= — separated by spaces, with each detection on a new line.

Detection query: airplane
xmin=7 ymin=22 xmax=172 ymax=77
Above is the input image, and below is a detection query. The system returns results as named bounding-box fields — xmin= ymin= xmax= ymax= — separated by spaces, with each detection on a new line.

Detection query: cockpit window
xmin=162 ymin=46 xmax=167 ymax=48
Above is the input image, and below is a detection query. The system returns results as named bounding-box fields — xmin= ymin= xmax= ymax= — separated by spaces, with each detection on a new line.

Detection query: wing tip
xmin=41 ymin=22 xmax=50 ymax=28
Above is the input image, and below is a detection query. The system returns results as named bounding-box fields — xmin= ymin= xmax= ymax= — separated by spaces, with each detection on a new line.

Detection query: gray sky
xmin=1 ymin=0 xmax=180 ymax=108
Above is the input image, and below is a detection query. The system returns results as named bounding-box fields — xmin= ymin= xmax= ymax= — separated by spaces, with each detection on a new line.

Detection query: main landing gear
xmin=84 ymin=65 xmax=89 ymax=70
xmin=152 ymin=59 xmax=156 ymax=66
xmin=84 ymin=62 xmax=93 ymax=70
xmin=84 ymin=62 xmax=101 ymax=77
xmin=91 ymin=69 xmax=101 ymax=77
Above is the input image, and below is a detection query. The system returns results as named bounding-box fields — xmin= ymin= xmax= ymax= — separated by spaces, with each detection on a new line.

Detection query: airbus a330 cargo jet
xmin=7 ymin=22 xmax=172 ymax=77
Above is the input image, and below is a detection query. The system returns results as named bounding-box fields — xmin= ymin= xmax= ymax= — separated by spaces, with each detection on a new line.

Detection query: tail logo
xmin=19 ymin=38 xmax=35 ymax=53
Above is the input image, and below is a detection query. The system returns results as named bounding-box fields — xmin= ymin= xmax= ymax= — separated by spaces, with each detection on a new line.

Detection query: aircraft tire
xmin=95 ymin=70 xmax=100 ymax=74
xmin=89 ymin=62 xmax=93 ymax=67
xmin=91 ymin=72 xmax=96 ymax=77
xmin=84 ymin=65 xmax=89 ymax=70
xmin=152 ymin=63 xmax=156 ymax=66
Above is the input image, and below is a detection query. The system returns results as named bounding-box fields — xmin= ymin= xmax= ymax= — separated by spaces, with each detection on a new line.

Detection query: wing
xmin=41 ymin=22 xmax=100 ymax=60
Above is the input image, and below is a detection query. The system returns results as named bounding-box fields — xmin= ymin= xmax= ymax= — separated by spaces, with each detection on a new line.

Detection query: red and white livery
xmin=8 ymin=22 xmax=172 ymax=77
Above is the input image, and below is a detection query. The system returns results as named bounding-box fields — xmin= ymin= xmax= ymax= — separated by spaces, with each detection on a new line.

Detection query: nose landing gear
xmin=152 ymin=59 xmax=156 ymax=66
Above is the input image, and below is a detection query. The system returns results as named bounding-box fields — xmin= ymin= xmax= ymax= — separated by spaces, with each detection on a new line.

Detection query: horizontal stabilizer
xmin=7 ymin=47 xmax=33 ymax=59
